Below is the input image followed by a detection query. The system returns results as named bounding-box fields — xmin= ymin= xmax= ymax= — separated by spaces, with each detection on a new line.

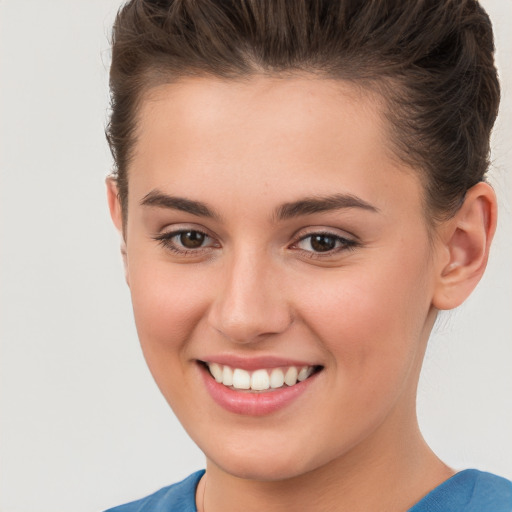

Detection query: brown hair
xmin=106 ymin=0 xmax=500 ymax=225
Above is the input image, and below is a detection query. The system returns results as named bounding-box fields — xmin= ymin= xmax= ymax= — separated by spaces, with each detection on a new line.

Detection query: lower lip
xmin=199 ymin=363 xmax=319 ymax=416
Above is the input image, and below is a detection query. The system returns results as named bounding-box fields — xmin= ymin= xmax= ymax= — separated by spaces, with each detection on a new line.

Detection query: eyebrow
xmin=140 ymin=189 xmax=378 ymax=221
xmin=140 ymin=189 xmax=220 ymax=219
xmin=275 ymin=193 xmax=379 ymax=221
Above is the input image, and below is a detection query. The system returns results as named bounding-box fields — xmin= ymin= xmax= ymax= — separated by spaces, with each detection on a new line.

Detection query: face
xmin=115 ymin=76 xmax=442 ymax=481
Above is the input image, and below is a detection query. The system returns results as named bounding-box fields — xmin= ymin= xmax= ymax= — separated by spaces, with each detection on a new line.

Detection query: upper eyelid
xmin=152 ymin=230 xmax=219 ymax=255
xmin=154 ymin=229 xmax=216 ymax=244
xmin=292 ymin=226 xmax=358 ymax=243
xmin=152 ymin=225 xmax=358 ymax=246
xmin=155 ymin=224 xmax=215 ymax=238
xmin=292 ymin=233 xmax=358 ymax=250
xmin=296 ymin=233 xmax=352 ymax=243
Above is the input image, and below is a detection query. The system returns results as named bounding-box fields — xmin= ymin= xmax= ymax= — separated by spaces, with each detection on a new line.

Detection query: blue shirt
xmin=104 ymin=469 xmax=512 ymax=511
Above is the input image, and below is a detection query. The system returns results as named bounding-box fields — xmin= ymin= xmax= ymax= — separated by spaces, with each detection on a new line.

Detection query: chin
xmin=201 ymin=435 xmax=332 ymax=482
xmin=215 ymin=455 xmax=312 ymax=482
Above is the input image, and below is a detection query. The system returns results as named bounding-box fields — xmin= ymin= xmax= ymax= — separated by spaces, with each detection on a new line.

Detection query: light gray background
xmin=0 ymin=1 xmax=510 ymax=511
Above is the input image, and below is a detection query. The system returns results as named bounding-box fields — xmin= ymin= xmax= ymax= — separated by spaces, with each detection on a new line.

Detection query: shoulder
xmin=409 ymin=469 xmax=512 ymax=512
xmin=469 ymin=471 xmax=512 ymax=511
xmin=103 ymin=470 xmax=205 ymax=512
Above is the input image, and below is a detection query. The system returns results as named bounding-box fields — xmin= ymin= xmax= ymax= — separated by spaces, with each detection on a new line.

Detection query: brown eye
xmin=310 ymin=234 xmax=337 ymax=252
xmin=153 ymin=228 xmax=219 ymax=256
xmin=179 ymin=230 xmax=206 ymax=248
xmin=294 ymin=231 xmax=358 ymax=256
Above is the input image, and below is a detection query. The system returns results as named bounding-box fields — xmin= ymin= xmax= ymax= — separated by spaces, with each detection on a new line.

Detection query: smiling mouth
xmin=201 ymin=361 xmax=323 ymax=392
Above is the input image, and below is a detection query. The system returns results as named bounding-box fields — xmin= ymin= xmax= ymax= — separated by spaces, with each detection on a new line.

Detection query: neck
xmin=197 ymin=415 xmax=453 ymax=512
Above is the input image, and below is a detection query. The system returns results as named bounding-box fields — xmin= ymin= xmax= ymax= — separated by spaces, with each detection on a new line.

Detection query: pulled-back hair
xmin=107 ymin=0 xmax=500 ymax=224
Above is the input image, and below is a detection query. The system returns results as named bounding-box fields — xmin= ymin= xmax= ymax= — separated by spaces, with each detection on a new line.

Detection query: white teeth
xmin=284 ymin=366 xmax=298 ymax=386
xmin=297 ymin=366 xmax=313 ymax=382
xmin=232 ymin=368 xmax=251 ymax=389
xmin=209 ymin=362 xmax=223 ymax=383
xmin=222 ymin=365 xmax=233 ymax=386
xmin=251 ymin=369 xmax=270 ymax=391
xmin=206 ymin=363 xmax=317 ymax=391
xmin=270 ymin=368 xmax=285 ymax=389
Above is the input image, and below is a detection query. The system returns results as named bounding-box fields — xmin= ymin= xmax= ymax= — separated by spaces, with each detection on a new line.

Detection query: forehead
xmin=130 ymin=75 xmax=423 ymax=219
xmin=137 ymin=75 xmax=387 ymax=161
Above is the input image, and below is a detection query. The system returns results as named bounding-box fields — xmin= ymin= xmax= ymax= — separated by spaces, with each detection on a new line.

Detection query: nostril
xmin=207 ymin=309 xmax=293 ymax=344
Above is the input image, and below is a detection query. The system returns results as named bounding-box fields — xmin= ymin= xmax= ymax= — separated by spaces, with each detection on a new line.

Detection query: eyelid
xmin=151 ymin=224 xmax=359 ymax=258
xmin=152 ymin=224 xmax=221 ymax=255
xmin=289 ymin=227 xmax=360 ymax=258
xmin=291 ymin=225 xmax=359 ymax=244
xmin=153 ymin=222 xmax=220 ymax=242
xmin=156 ymin=221 xmax=213 ymax=235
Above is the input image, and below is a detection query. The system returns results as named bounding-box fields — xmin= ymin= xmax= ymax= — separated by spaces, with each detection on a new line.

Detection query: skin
xmin=107 ymin=76 xmax=497 ymax=512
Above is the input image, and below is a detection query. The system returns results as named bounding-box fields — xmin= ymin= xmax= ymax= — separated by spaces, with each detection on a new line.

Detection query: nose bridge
xmin=208 ymin=246 xmax=291 ymax=343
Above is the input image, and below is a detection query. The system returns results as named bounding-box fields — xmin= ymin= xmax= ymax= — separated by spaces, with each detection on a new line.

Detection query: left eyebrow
xmin=274 ymin=193 xmax=379 ymax=221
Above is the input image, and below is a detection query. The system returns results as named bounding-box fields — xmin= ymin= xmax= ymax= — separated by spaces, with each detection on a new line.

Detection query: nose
xmin=207 ymin=250 xmax=292 ymax=344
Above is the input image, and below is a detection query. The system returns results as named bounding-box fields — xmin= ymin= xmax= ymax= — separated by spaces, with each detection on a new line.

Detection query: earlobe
xmin=432 ymin=182 xmax=497 ymax=311
xmin=106 ymin=177 xmax=130 ymax=286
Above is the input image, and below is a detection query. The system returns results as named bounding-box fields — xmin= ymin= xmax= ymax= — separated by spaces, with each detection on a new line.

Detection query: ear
xmin=106 ymin=177 xmax=129 ymax=286
xmin=432 ymin=182 xmax=497 ymax=310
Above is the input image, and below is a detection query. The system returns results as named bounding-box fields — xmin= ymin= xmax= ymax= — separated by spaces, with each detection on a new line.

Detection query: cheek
xmin=295 ymin=250 xmax=433 ymax=390
xmin=127 ymin=254 xmax=211 ymax=374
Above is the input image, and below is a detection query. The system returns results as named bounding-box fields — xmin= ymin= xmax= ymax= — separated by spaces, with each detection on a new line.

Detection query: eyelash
xmin=153 ymin=229 xmax=219 ymax=256
xmin=292 ymin=231 xmax=359 ymax=259
xmin=152 ymin=229 xmax=359 ymax=258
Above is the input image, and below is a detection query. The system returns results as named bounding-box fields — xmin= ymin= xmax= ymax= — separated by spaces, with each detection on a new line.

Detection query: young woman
xmin=104 ymin=1 xmax=512 ymax=510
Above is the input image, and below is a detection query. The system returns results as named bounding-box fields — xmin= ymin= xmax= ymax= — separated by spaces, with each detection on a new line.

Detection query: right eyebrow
xmin=140 ymin=189 xmax=220 ymax=219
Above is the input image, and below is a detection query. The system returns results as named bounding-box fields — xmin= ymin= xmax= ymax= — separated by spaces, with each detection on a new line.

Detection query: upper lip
xmin=197 ymin=354 xmax=321 ymax=371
